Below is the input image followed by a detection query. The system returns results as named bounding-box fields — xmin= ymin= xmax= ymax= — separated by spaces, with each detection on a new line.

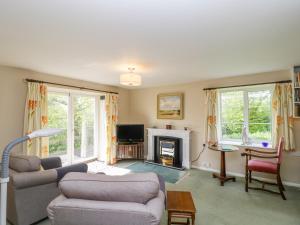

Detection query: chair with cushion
xmin=7 ymin=154 xmax=88 ymax=225
xmin=241 ymin=137 xmax=286 ymax=200
xmin=47 ymin=172 xmax=165 ymax=225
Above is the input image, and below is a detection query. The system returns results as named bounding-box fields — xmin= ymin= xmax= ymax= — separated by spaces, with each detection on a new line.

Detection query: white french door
xmin=48 ymin=88 xmax=102 ymax=165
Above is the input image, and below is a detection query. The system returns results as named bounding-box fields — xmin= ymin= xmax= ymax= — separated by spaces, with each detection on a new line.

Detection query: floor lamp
xmin=0 ymin=128 xmax=62 ymax=225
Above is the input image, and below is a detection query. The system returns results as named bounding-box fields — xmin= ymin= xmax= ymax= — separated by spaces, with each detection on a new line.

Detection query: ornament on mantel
xmin=166 ymin=124 xmax=172 ymax=130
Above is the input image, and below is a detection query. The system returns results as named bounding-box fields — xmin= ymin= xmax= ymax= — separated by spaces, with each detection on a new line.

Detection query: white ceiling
xmin=0 ymin=0 xmax=300 ymax=88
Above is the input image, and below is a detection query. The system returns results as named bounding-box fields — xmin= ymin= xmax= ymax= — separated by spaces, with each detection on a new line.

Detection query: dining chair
xmin=241 ymin=137 xmax=286 ymax=200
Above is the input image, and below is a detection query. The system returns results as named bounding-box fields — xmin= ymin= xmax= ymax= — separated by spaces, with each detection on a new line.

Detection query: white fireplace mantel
xmin=147 ymin=128 xmax=192 ymax=169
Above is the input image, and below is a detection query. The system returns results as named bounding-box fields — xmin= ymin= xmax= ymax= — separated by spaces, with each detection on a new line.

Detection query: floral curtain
xmin=23 ymin=82 xmax=49 ymax=157
xmin=272 ymin=83 xmax=295 ymax=151
xmin=105 ymin=93 xmax=119 ymax=164
xmin=206 ymin=90 xmax=218 ymax=145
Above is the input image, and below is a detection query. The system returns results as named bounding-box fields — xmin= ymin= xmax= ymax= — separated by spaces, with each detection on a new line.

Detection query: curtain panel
xmin=206 ymin=90 xmax=218 ymax=145
xmin=272 ymin=83 xmax=295 ymax=151
xmin=23 ymin=82 xmax=49 ymax=157
xmin=105 ymin=93 xmax=119 ymax=164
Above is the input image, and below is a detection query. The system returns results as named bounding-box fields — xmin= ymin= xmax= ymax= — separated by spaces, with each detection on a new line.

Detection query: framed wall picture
xmin=157 ymin=93 xmax=184 ymax=120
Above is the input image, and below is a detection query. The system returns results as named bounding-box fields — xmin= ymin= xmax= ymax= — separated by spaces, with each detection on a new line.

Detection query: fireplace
xmin=154 ymin=136 xmax=182 ymax=169
xmin=147 ymin=128 xmax=191 ymax=169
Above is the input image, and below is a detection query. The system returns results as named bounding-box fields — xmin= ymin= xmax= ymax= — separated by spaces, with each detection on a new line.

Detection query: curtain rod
xmin=203 ymin=80 xmax=292 ymax=91
xmin=25 ymin=79 xmax=119 ymax=94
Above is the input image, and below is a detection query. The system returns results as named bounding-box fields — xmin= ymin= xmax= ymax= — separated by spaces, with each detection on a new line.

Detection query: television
xmin=116 ymin=124 xmax=144 ymax=143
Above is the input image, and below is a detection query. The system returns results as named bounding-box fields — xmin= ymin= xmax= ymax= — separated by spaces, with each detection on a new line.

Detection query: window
xmin=48 ymin=87 xmax=105 ymax=164
xmin=218 ymin=85 xmax=273 ymax=145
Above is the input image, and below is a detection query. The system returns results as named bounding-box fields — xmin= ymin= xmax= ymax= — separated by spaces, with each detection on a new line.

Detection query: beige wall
xmin=128 ymin=70 xmax=300 ymax=185
xmin=0 ymin=65 xmax=130 ymax=155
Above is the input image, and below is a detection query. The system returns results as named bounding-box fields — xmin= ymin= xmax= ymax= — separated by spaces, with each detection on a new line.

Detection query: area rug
xmin=126 ymin=162 xmax=188 ymax=184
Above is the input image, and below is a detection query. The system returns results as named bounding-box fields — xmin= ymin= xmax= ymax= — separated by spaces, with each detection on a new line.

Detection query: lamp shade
xmin=120 ymin=73 xmax=142 ymax=86
xmin=27 ymin=128 xmax=63 ymax=139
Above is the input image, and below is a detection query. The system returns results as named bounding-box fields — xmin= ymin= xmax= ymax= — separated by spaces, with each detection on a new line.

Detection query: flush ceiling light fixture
xmin=120 ymin=67 xmax=142 ymax=86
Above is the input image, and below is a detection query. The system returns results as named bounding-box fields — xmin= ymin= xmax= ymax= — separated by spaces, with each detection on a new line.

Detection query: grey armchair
xmin=7 ymin=154 xmax=88 ymax=225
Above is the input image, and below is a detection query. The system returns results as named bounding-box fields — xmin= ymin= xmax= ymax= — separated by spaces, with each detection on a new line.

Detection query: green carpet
xmin=126 ymin=161 xmax=187 ymax=183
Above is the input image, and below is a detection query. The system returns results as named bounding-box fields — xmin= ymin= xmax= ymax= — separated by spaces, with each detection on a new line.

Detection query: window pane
xmin=73 ymin=96 xmax=95 ymax=161
xmin=48 ymin=93 xmax=68 ymax=158
xmin=248 ymin=90 xmax=272 ymax=142
xmin=221 ymin=123 xmax=243 ymax=140
xmin=220 ymin=91 xmax=244 ymax=140
xmin=249 ymin=123 xmax=271 ymax=143
xmin=248 ymin=90 xmax=271 ymax=124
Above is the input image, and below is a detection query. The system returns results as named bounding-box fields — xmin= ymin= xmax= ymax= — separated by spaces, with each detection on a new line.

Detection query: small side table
xmin=209 ymin=144 xmax=239 ymax=186
xmin=167 ymin=191 xmax=196 ymax=225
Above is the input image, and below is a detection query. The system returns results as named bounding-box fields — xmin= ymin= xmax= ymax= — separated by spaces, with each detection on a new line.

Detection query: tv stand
xmin=117 ymin=142 xmax=144 ymax=160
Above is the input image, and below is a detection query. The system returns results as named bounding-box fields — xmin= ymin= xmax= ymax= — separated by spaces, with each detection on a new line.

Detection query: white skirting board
xmin=191 ymin=165 xmax=300 ymax=188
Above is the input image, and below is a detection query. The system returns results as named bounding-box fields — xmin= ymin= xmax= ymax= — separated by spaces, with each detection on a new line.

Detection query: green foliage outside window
xmin=220 ymin=89 xmax=272 ymax=143
xmin=48 ymin=93 xmax=68 ymax=155
xmin=48 ymin=93 xmax=95 ymax=157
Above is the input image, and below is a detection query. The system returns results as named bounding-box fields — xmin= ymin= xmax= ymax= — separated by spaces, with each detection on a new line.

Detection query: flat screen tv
xmin=116 ymin=124 xmax=144 ymax=143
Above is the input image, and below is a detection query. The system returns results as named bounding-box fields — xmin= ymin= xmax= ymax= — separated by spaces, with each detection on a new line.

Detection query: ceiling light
xmin=120 ymin=67 xmax=142 ymax=86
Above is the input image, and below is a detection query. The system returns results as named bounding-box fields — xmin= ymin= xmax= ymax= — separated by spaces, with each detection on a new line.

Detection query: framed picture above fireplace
xmin=157 ymin=93 xmax=184 ymax=120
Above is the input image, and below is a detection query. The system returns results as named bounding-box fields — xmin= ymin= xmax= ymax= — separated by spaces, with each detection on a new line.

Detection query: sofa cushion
xmin=56 ymin=163 xmax=88 ymax=181
xmin=10 ymin=169 xmax=57 ymax=189
xmin=47 ymin=191 xmax=165 ymax=225
xmin=59 ymin=172 xmax=160 ymax=204
xmin=9 ymin=154 xmax=41 ymax=172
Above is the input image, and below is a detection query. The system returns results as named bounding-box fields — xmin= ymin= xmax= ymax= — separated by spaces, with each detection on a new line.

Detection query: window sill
xmin=219 ymin=141 xmax=274 ymax=150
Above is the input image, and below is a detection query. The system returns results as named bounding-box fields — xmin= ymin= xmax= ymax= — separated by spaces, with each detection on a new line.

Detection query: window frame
xmin=217 ymin=84 xmax=274 ymax=146
xmin=48 ymin=86 xmax=105 ymax=165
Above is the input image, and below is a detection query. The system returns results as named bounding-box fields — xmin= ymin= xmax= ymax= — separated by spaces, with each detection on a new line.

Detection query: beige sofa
xmin=48 ymin=172 xmax=165 ymax=225
xmin=7 ymin=154 xmax=88 ymax=225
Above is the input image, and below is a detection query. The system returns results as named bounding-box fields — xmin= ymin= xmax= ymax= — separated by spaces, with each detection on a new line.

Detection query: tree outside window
xmin=219 ymin=86 xmax=272 ymax=144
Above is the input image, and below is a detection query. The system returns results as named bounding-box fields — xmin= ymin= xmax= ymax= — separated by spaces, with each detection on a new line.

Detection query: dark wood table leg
xmin=212 ymin=151 xmax=236 ymax=186
xmin=168 ymin=212 xmax=171 ymax=225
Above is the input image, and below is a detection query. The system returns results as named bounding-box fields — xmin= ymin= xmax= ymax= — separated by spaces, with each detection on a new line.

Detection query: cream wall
xmin=0 ymin=65 xmax=130 ymax=155
xmin=128 ymin=70 xmax=300 ymax=185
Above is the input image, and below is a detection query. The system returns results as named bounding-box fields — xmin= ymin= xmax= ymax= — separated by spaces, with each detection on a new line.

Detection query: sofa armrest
xmin=10 ymin=169 xmax=57 ymax=189
xmin=157 ymin=174 xmax=165 ymax=194
xmin=41 ymin=157 xmax=62 ymax=170
xmin=146 ymin=191 xmax=165 ymax=221
xmin=56 ymin=163 xmax=88 ymax=181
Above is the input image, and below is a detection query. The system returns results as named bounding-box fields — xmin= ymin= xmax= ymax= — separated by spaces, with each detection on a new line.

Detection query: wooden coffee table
xmin=167 ymin=191 xmax=196 ymax=225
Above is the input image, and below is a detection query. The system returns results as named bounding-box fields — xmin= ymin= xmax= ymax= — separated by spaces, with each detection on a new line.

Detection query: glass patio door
xmin=48 ymin=89 xmax=99 ymax=165
xmin=48 ymin=92 xmax=69 ymax=163
xmin=72 ymin=95 xmax=97 ymax=163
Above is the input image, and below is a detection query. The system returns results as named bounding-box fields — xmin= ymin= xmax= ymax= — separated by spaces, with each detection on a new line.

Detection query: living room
xmin=0 ymin=1 xmax=300 ymax=225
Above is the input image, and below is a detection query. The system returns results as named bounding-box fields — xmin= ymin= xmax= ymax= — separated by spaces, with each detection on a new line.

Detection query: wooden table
xmin=209 ymin=144 xmax=239 ymax=186
xmin=167 ymin=191 xmax=196 ymax=225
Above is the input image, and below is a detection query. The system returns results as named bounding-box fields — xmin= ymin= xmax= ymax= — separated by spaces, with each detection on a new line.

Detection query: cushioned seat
xmin=248 ymin=159 xmax=278 ymax=174
xmin=242 ymin=137 xmax=286 ymax=200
